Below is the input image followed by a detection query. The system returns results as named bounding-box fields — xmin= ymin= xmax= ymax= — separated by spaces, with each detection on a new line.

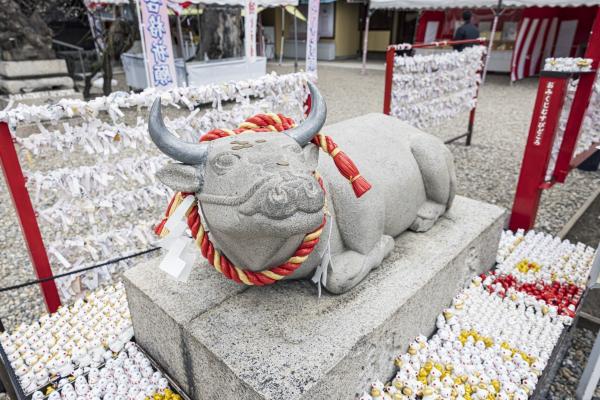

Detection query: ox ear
xmin=156 ymin=163 xmax=203 ymax=193
xmin=302 ymin=143 xmax=319 ymax=170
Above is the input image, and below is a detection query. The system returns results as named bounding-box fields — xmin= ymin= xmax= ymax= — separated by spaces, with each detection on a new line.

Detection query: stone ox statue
xmin=149 ymin=82 xmax=456 ymax=294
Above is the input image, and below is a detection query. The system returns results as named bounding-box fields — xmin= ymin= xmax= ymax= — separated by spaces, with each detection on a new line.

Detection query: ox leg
xmin=323 ymin=187 xmax=394 ymax=294
xmin=324 ymin=235 xmax=394 ymax=294
xmin=409 ymin=135 xmax=456 ymax=232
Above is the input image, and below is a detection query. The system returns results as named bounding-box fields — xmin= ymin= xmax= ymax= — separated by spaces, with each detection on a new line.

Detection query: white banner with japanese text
xmin=245 ymin=0 xmax=258 ymax=63
xmin=139 ymin=0 xmax=177 ymax=88
xmin=305 ymin=0 xmax=320 ymax=74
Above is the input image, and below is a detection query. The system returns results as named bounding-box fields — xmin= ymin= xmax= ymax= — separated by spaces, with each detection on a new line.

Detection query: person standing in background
xmin=453 ymin=10 xmax=480 ymax=51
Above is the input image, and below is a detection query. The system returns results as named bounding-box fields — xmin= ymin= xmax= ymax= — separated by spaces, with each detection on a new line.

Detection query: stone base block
xmin=0 ymin=76 xmax=74 ymax=95
xmin=124 ymin=196 xmax=505 ymax=400
xmin=0 ymin=60 xmax=68 ymax=78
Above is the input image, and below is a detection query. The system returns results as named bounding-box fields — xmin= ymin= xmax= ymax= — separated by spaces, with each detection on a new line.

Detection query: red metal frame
xmin=509 ymin=8 xmax=600 ymax=231
xmin=0 ymin=122 xmax=61 ymax=312
xmin=383 ymin=39 xmax=487 ymax=145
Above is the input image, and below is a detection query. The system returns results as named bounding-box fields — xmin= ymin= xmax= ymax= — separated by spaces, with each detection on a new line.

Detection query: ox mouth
xmin=197 ymin=174 xmax=325 ymax=220
xmin=238 ymin=175 xmax=325 ymax=220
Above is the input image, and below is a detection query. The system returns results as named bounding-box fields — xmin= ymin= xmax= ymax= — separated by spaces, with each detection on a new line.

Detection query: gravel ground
xmin=0 ymin=63 xmax=599 ymax=395
xmin=548 ymin=326 xmax=600 ymax=399
xmin=564 ymin=187 xmax=600 ymax=247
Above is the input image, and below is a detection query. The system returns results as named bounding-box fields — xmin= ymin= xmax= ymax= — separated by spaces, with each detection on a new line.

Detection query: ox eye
xmin=213 ymin=153 xmax=240 ymax=173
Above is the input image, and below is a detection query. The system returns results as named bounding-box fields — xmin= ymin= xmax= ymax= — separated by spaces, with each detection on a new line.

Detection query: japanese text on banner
xmin=306 ymin=0 xmax=320 ymax=74
xmin=245 ymin=0 xmax=257 ymax=62
xmin=139 ymin=0 xmax=177 ymax=88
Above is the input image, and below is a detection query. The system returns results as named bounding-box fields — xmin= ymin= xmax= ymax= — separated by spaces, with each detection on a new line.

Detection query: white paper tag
xmin=156 ymin=195 xmax=197 ymax=281
xmin=159 ymin=237 xmax=194 ymax=281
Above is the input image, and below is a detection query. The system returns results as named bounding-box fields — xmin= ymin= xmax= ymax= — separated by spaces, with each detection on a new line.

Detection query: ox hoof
xmin=410 ymin=201 xmax=446 ymax=232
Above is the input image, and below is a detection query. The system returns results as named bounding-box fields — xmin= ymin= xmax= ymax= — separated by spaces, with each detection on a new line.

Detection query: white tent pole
xmin=279 ymin=6 xmax=285 ymax=65
xmin=361 ymin=4 xmax=372 ymax=75
xmin=294 ymin=9 xmax=298 ymax=72
xmin=482 ymin=0 xmax=503 ymax=84
xmin=176 ymin=14 xmax=185 ymax=58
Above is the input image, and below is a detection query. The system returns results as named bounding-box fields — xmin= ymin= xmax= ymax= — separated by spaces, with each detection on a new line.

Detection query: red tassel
xmin=331 ymin=150 xmax=372 ymax=198
xmin=351 ymin=176 xmax=372 ymax=198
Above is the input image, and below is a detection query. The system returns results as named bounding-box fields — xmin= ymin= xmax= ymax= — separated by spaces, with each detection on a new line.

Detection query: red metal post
xmin=0 ymin=122 xmax=61 ymax=312
xmin=383 ymin=46 xmax=395 ymax=115
xmin=509 ymin=74 xmax=570 ymax=231
xmin=552 ymin=8 xmax=600 ymax=183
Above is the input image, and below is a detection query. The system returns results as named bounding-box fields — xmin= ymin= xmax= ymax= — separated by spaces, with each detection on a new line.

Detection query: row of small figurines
xmin=1 ymin=71 xmax=312 ymax=126
xmin=2 ymin=284 xmax=130 ymax=346
xmin=495 ymin=230 xmax=595 ymax=287
xmin=438 ymin=282 xmax=565 ymax=352
xmin=359 ymin=279 xmax=569 ymax=400
xmin=544 ymin=57 xmax=593 ymax=73
xmin=30 ymin=342 xmax=178 ymax=400
xmin=480 ymin=270 xmax=583 ymax=318
xmin=1 ymin=283 xmax=135 ymax=392
xmin=496 ymin=230 xmax=593 ymax=263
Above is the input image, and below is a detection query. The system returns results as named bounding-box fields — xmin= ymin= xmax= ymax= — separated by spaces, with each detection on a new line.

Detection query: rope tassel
xmin=312 ymin=133 xmax=372 ymax=198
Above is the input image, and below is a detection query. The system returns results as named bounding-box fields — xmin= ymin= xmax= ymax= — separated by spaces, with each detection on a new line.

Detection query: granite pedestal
xmin=124 ymin=196 xmax=505 ymax=400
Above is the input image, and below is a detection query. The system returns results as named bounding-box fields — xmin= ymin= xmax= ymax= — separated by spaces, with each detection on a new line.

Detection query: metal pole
xmin=279 ymin=6 xmax=285 ymax=65
xmin=0 ymin=122 xmax=61 ymax=313
xmin=176 ymin=14 xmax=185 ymax=58
xmin=361 ymin=5 xmax=372 ymax=75
xmin=294 ymin=9 xmax=298 ymax=72
xmin=382 ymin=46 xmax=395 ymax=115
xmin=481 ymin=0 xmax=503 ymax=84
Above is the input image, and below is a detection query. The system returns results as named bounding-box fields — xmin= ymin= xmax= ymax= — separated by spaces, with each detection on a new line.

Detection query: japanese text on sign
xmin=140 ymin=0 xmax=177 ymax=88
xmin=534 ymin=81 xmax=554 ymax=146
xmin=245 ymin=0 xmax=257 ymax=62
xmin=305 ymin=0 xmax=320 ymax=74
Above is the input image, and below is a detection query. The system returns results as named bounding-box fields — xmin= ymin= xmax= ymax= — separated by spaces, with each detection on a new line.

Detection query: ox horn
xmin=285 ymin=81 xmax=327 ymax=146
xmin=148 ymin=99 xmax=209 ymax=165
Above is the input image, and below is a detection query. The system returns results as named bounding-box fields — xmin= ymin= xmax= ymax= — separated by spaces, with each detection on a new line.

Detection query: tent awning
xmin=86 ymin=0 xmax=298 ymax=9
xmin=369 ymin=0 xmax=600 ymax=10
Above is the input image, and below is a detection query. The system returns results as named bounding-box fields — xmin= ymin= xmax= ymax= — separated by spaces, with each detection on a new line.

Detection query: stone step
xmin=124 ymin=195 xmax=505 ymax=400
xmin=0 ymin=60 xmax=69 ymax=79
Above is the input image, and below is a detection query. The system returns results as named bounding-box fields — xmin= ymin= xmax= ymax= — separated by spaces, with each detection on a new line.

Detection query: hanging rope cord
xmin=155 ymin=112 xmax=371 ymax=286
